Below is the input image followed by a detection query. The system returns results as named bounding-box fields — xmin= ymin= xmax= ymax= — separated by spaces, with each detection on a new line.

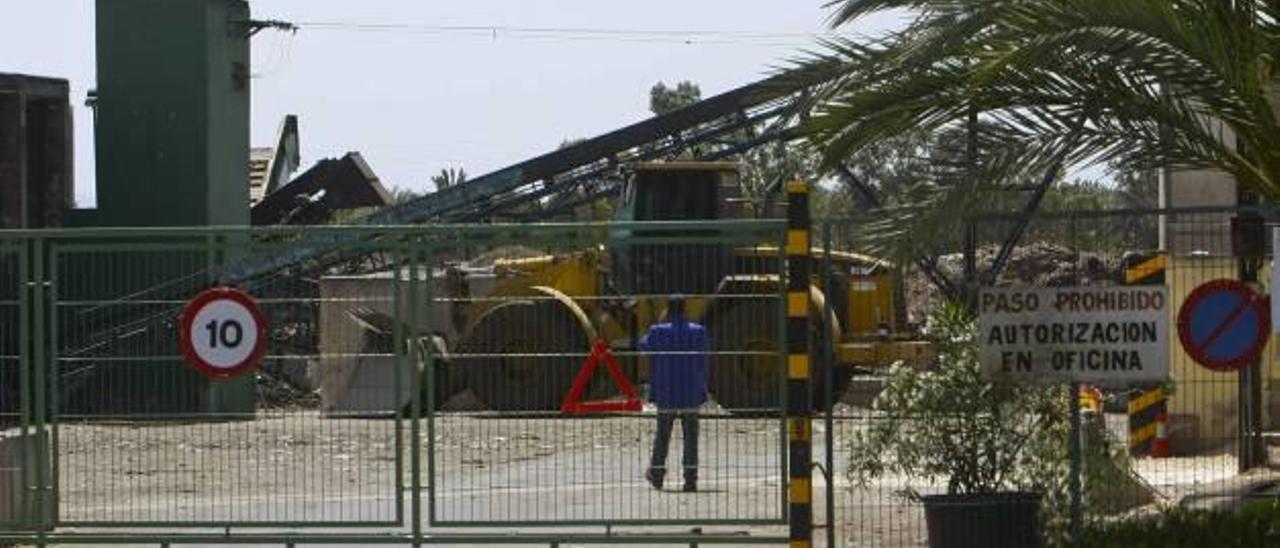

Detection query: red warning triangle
xmin=560 ymin=338 xmax=643 ymax=415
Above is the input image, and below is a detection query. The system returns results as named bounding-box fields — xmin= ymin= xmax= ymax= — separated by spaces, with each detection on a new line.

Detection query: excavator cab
xmin=610 ymin=162 xmax=737 ymax=297
xmin=613 ymin=161 xmax=743 ymax=223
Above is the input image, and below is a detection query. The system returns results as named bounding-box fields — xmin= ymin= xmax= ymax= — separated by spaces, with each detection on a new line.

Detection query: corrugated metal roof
xmin=248 ymin=147 xmax=273 ymax=205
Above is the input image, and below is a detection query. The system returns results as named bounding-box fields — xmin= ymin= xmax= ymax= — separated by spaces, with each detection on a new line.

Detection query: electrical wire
xmin=290 ymin=20 xmax=837 ymax=46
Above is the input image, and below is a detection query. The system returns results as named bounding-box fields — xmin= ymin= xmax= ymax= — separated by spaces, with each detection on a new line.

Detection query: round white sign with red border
xmin=179 ymin=287 xmax=267 ymax=379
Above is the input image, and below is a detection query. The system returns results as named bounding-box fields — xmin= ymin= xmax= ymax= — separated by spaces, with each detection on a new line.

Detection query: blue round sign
xmin=1176 ymin=279 xmax=1270 ymax=372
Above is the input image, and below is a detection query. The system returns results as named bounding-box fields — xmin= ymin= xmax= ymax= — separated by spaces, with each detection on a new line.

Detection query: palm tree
xmin=431 ymin=167 xmax=467 ymax=191
xmin=788 ymin=0 xmax=1280 ymax=259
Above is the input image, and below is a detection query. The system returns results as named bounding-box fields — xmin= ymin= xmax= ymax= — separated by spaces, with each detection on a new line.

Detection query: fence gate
xmin=424 ymin=222 xmax=788 ymax=529
xmin=0 ymin=221 xmax=796 ymax=546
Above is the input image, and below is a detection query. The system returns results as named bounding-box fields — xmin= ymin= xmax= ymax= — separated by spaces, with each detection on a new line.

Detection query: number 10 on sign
xmin=179 ymin=287 xmax=268 ymax=379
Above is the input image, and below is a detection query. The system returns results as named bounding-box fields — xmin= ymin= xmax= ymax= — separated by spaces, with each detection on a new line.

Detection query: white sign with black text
xmin=978 ymin=286 xmax=1169 ymax=386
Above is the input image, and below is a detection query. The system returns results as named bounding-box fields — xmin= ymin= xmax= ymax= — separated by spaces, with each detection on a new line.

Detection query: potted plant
xmin=848 ymin=302 xmax=1073 ymax=548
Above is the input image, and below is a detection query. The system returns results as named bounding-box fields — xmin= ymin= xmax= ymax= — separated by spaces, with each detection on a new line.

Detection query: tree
xmin=739 ymin=140 xmax=820 ymax=217
xmin=649 ymin=80 xmax=828 ymax=216
xmin=430 ymin=167 xmax=467 ymax=191
xmin=388 ymin=186 xmax=422 ymax=205
xmin=786 ymin=0 xmax=1280 ymax=258
xmin=551 ymin=138 xmax=615 ymax=221
xmin=649 ymin=81 xmax=702 ymax=116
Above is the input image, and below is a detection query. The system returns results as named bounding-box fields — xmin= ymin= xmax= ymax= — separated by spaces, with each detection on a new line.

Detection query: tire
xmin=811 ymin=326 xmax=851 ymax=412
xmin=457 ymin=299 xmax=592 ymax=412
xmin=708 ymin=298 xmax=846 ymax=413
xmin=708 ymin=300 xmax=782 ymax=413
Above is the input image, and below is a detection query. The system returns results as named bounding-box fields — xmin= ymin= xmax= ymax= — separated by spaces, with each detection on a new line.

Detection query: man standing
xmin=641 ymin=296 xmax=709 ymax=492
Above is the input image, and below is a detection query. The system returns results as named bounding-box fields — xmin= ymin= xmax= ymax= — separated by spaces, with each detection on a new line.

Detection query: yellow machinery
xmin=449 ymin=162 xmax=929 ymax=411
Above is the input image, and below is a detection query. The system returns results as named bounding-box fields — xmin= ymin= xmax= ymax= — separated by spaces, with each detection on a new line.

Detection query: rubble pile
xmin=256 ymin=370 xmax=322 ymax=410
xmin=907 ymin=243 xmax=1128 ymax=323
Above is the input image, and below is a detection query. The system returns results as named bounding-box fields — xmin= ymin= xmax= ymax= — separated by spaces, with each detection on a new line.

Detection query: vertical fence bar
xmin=45 ymin=244 xmax=59 ymax=528
xmin=392 ymin=239 xmax=406 ymax=526
xmin=17 ymin=238 xmax=32 ymax=530
xmin=820 ymin=222 xmax=835 ymax=548
xmin=1068 ymin=382 xmax=1082 ymax=546
xmin=785 ymin=181 xmax=813 ymax=547
xmin=410 ymin=243 xmax=424 ymax=545
xmin=31 ymin=236 xmax=48 ymax=542
xmin=778 ymin=236 xmax=790 ymax=519
xmin=1235 ymin=220 xmax=1265 ymax=472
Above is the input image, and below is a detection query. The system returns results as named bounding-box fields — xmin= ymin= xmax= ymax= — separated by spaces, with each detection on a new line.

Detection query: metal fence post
xmin=1069 ymin=213 xmax=1083 ymax=547
xmin=820 ymin=222 xmax=836 ymax=548
xmin=30 ymin=236 xmax=50 ymax=541
xmin=1068 ymin=382 xmax=1083 ymax=546
xmin=785 ymin=181 xmax=813 ymax=547
xmin=411 ymin=243 xmax=425 ymax=546
xmin=1233 ymin=210 xmax=1266 ymax=472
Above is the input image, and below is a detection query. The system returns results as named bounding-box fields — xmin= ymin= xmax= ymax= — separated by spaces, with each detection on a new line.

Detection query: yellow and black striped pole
xmin=785 ymin=180 xmax=813 ymax=547
xmin=1128 ymin=387 xmax=1166 ymax=456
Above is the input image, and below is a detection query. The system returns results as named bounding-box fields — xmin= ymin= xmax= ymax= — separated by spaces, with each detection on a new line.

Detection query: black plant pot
xmin=921 ymin=491 xmax=1043 ymax=548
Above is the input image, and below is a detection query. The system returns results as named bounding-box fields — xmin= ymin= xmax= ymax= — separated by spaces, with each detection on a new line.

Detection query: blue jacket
xmin=640 ymin=320 xmax=709 ymax=409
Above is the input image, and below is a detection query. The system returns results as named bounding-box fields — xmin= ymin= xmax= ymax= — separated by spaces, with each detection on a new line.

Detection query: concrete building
xmin=86 ymin=0 xmax=250 ymax=227
xmin=0 ymin=73 xmax=74 ymax=228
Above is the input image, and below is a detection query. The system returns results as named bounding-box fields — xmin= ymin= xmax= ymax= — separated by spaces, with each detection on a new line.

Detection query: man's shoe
xmin=645 ymin=468 xmax=664 ymax=490
xmin=682 ymin=481 xmax=697 ymax=493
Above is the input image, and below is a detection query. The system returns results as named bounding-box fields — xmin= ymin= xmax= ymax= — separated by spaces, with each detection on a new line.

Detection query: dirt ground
xmin=42 ymin=410 xmax=789 ymax=543
xmin=0 ymin=408 xmax=1259 ymax=547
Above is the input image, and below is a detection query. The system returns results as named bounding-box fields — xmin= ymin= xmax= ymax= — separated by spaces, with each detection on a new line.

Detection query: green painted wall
xmin=95 ymin=0 xmax=249 ymax=227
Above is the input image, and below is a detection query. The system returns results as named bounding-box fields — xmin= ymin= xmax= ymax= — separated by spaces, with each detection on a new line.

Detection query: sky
xmin=3 ymin=1 xmax=905 ymax=207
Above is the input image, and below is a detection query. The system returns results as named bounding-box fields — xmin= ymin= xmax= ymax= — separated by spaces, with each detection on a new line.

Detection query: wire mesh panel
xmin=814 ymin=219 xmax=930 ymax=548
xmin=49 ymin=229 xmax=407 ymax=526
xmin=0 ymin=245 xmax=27 ymax=529
xmin=424 ymin=222 xmax=788 ymax=526
xmin=970 ymin=209 xmax=1263 ymax=522
xmin=818 ymin=208 xmax=1280 ymax=547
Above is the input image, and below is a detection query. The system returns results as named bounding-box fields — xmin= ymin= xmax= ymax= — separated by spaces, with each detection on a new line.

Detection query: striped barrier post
xmin=1128 ymin=387 xmax=1167 ymax=457
xmin=786 ymin=180 xmax=813 ymax=547
xmin=1125 ymin=255 xmax=1169 ymax=458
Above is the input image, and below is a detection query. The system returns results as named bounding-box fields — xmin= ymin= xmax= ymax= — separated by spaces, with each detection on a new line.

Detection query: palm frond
xmin=789 ymin=0 xmax=1280 ymax=233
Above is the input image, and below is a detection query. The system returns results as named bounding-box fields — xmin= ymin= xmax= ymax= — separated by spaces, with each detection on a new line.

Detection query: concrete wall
xmin=1155 ymin=120 xmax=1265 ymax=453
xmin=318 ymin=274 xmax=417 ymax=414
xmin=1160 ymin=168 xmax=1237 ymax=257
xmin=0 ymin=431 xmax=27 ymax=528
xmin=317 ymin=272 xmax=498 ymax=414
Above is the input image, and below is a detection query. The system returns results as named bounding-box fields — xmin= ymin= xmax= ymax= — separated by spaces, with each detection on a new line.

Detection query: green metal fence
xmin=816 ymin=207 xmax=1280 ymax=547
xmin=423 ymin=223 xmax=787 ymax=528
xmin=0 ymin=220 xmax=793 ymax=546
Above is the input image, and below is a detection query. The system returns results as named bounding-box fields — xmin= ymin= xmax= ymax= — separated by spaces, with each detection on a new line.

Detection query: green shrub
xmin=1068 ymin=502 xmax=1280 ymax=547
xmin=850 ymin=301 xmax=1152 ymax=539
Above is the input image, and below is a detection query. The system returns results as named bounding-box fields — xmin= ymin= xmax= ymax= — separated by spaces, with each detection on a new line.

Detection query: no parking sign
xmin=1176 ymin=279 xmax=1269 ymax=373
xmin=179 ymin=287 xmax=267 ymax=379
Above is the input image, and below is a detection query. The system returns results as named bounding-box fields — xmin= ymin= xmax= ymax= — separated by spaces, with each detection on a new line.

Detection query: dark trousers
xmin=649 ymin=409 xmax=699 ymax=483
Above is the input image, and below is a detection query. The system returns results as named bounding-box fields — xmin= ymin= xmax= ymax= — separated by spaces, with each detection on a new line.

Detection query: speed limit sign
xmin=179 ymin=287 xmax=267 ymax=379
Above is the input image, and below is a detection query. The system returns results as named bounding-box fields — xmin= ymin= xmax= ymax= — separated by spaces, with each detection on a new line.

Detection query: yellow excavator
xmin=446 ymin=161 xmax=929 ymax=412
